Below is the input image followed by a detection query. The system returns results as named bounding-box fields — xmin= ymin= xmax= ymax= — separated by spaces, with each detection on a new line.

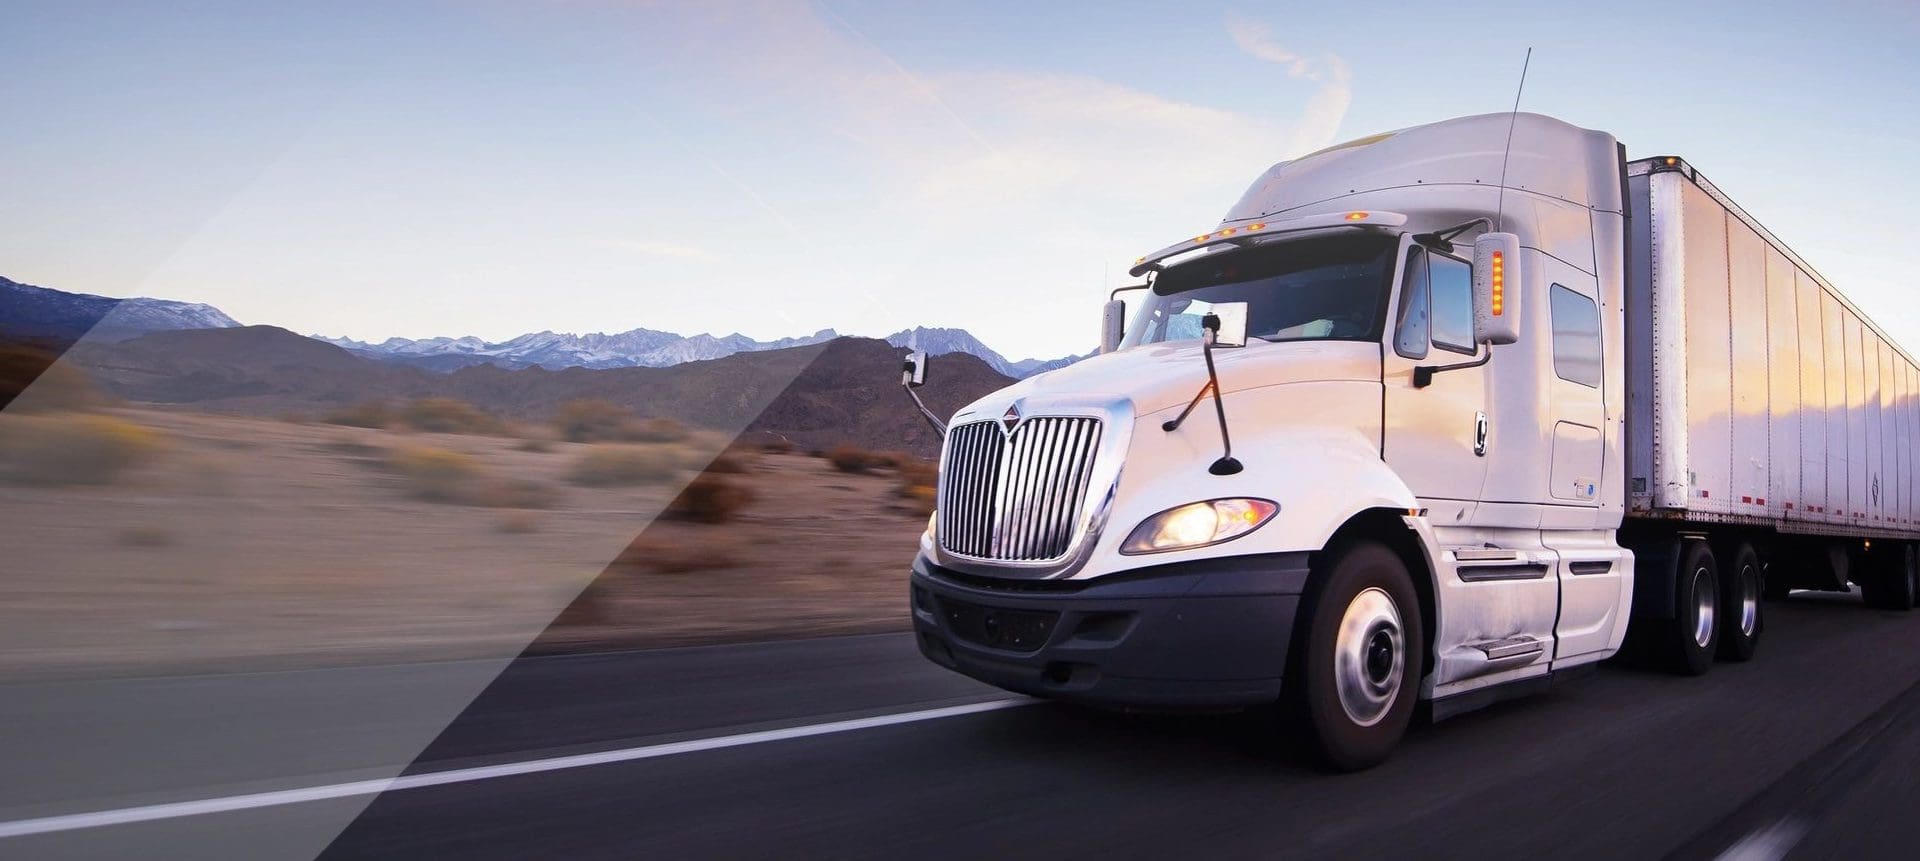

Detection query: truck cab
xmin=908 ymin=113 xmax=1640 ymax=769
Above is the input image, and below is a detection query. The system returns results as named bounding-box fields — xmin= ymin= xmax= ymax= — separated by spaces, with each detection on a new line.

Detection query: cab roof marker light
xmin=1128 ymin=210 xmax=1410 ymax=277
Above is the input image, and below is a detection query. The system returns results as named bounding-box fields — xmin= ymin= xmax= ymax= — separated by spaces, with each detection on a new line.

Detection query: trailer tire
xmin=1867 ymin=544 xmax=1918 ymax=612
xmin=1287 ymin=541 xmax=1423 ymax=772
xmin=1663 ymin=541 xmax=1719 ymax=676
xmin=1717 ymin=542 xmax=1761 ymax=662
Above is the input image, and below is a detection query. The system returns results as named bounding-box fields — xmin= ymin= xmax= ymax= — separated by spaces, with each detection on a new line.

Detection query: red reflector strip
xmin=1785 ymin=502 xmax=1794 ymax=510
xmin=1741 ymin=496 xmax=1752 ymax=504
xmin=1700 ymin=490 xmax=1711 ymax=498
xmin=1757 ymin=498 xmax=1766 ymax=505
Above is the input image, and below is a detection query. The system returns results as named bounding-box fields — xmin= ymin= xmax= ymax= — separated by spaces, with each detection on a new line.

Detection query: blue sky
xmin=4 ymin=0 xmax=1917 ymax=361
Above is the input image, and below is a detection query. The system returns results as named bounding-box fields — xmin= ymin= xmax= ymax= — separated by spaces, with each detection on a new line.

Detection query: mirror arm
xmin=1413 ymin=344 xmax=1493 ymax=388
xmin=902 ymin=385 xmax=946 ymax=438
xmin=901 ymin=358 xmax=946 ymax=438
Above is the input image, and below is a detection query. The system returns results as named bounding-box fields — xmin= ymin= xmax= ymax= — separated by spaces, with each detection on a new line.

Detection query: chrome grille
xmin=939 ymin=416 xmax=1103 ymax=562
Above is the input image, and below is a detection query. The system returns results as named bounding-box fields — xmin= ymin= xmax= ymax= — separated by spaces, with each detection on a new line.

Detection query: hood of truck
xmin=952 ymin=340 xmax=1381 ymax=421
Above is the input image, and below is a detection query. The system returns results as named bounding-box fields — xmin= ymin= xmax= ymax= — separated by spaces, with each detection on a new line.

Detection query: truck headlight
xmin=1120 ymin=498 xmax=1278 ymax=555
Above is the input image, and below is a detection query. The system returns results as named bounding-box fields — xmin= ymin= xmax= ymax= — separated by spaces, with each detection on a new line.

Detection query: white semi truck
xmin=903 ymin=112 xmax=1920 ymax=769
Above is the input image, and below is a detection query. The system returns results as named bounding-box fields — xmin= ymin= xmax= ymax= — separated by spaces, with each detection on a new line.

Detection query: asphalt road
xmin=5 ymin=591 xmax=1920 ymax=860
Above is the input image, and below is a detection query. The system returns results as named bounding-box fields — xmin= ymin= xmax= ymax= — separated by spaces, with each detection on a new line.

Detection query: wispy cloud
xmin=1224 ymin=11 xmax=1353 ymax=154
xmin=595 ymin=239 xmax=720 ymax=262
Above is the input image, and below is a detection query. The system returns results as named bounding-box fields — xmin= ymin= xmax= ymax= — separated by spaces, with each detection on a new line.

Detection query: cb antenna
xmin=1494 ymin=47 xmax=1533 ymax=233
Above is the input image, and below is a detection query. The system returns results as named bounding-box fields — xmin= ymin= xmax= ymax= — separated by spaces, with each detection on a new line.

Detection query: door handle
xmin=1474 ymin=411 xmax=1489 ymax=457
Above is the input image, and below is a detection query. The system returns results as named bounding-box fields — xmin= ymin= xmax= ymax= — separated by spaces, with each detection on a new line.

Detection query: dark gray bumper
xmin=910 ymin=552 xmax=1311 ymax=709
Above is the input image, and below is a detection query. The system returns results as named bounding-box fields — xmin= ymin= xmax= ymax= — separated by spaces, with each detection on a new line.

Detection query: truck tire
xmin=1717 ymin=542 xmax=1761 ymax=662
xmin=1288 ymin=541 xmax=1424 ymax=771
xmin=1663 ymin=541 xmax=1719 ymax=676
xmin=1866 ymin=544 xmax=1918 ymax=611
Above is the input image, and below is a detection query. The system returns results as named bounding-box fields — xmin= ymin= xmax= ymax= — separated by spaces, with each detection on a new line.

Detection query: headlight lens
xmin=1120 ymin=498 xmax=1278 ymax=555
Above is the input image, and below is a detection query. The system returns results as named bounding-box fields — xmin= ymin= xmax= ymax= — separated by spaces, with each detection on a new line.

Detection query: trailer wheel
xmin=1663 ymin=541 xmax=1719 ymax=676
xmin=1868 ymin=544 xmax=1918 ymax=611
xmin=1288 ymin=541 xmax=1424 ymax=771
xmin=1717 ymin=542 xmax=1761 ymax=662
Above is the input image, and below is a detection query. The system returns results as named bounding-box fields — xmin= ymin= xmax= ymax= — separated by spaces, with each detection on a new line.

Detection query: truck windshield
xmin=1121 ymin=233 xmax=1399 ymax=348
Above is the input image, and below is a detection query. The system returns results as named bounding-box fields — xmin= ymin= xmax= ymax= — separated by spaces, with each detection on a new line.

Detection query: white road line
xmin=0 ymin=698 xmax=1032 ymax=840
xmin=1715 ymin=817 xmax=1810 ymax=861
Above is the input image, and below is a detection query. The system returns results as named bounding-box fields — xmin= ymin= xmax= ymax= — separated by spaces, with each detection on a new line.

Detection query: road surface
xmin=4 ymin=591 xmax=1919 ymax=859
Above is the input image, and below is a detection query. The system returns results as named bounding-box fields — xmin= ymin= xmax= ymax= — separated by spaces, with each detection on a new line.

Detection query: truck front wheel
xmin=1288 ymin=541 xmax=1424 ymax=771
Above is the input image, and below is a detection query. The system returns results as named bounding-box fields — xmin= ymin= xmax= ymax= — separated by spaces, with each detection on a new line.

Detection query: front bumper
xmin=910 ymin=552 xmax=1311 ymax=708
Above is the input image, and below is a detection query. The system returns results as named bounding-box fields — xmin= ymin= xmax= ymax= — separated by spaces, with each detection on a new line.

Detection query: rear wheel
xmin=1662 ymin=541 xmax=1719 ymax=676
xmin=1865 ymin=543 xmax=1918 ymax=611
xmin=1717 ymin=542 xmax=1761 ymax=662
xmin=1288 ymin=541 xmax=1424 ymax=771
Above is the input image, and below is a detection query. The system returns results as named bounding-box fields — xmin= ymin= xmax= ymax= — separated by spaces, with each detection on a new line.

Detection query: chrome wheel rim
xmin=1691 ymin=566 xmax=1716 ymax=648
xmin=1335 ymin=587 xmax=1404 ymax=727
xmin=1738 ymin=562 xmax=1758 ymax=637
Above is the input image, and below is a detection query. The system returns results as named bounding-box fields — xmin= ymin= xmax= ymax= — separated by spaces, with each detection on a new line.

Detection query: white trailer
xmin=904 ymin=113 xmax=1920 ymax=770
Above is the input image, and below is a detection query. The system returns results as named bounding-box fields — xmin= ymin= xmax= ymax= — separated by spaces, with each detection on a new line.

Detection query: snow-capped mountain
xmin=317 ymin=327 xmax=842 ymax=370
xmin=1 ymin=276 xmax=242 ymax=341
xmin=886 ymin=326 xmax=1090 ymax=379
xmin=4 ymin=273 xmax=1086 ymax=378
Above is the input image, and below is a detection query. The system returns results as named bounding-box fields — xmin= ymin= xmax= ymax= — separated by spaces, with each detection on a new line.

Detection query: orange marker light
xmin=1218 ymin=227 xmax=1236 ymax=236
xmin=1248 ymin=222 xmax=1266 ymax=230
xmin=1664 ymin=156 xmax=1678 ymax=166
xmin=1344 ymin=211 xmax=1368 ymax=221
xmin=1193 ymin=234 xmax=1209 ymax=243
xmin=1490 ymin=250 xmax=1505 ymax=316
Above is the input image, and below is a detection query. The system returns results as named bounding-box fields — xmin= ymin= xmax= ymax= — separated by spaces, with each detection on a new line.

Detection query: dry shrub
xmin=827 ymin=443 xmax=877 ymax=473
xmin=664 ymin=473 xmax=754 ymax=524
xmin=0 ymin=413 xmax=166 ymax=486
xmin=893 ymin=458 xmax=939 ymax=514
xmin=514 ymin=437 xmax=554 ymax=453
xmin=758 ymin=436 xmax=795 ymax=454
xmin=402 ymin=398 xmax=501 ymax=434
xmin=630 ymin=417 xmax=691 ymax=443
xmin=616 ymin=536 xmax=739 ymax=574
xmin=469 ymin=478 xmax=559 ymax=509
xmin=0 ymin=342 xmax=104 ymax=413
xmin=566 ymin=445 xmax=682 ymax=487
xmin=387 ymin=446 xmax=482 ymax=502
xmin=702 ymin=447 xmax=756 ymax=474
xmin=868 ymin=450 xmax=910 ymax=470
xmin=553 ymin=399 xmax=634 ymax=443
xmin=325 ymin=400 xmax=395 ymax=429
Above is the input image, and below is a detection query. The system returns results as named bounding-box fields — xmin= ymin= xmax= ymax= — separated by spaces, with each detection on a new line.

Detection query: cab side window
xmin=1429 ymin=254 xmax=1475 ymax=354
xmin=1393 ymin=247 xmax=1430 ymax=360
xmin=1551 ymin=283 xmax=1603 ymax=387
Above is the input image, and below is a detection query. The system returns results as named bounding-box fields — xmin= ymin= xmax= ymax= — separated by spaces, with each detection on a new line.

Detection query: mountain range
xmin=2 ymin=274 xmax=1084 ymax=379
xmin=1 ymin=276 xmax=241 ymax=343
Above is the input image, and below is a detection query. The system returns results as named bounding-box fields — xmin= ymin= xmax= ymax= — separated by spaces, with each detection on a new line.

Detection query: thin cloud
xmin=597 ymin=239 xmax=721 ymax=262
xmin=1224 ymin=11 xmax=1353 ymax=156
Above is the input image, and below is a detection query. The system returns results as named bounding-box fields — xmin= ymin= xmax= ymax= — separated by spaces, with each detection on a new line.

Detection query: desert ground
xmin=0 ymin=406 xmax=933 ymax=680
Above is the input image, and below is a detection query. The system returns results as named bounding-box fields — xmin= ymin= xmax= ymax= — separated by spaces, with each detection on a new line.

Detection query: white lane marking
xmin=1715 ymin=817 xmax=1810 ymax=861
xmin=0 ymin=698 xmax=1032 ymax=839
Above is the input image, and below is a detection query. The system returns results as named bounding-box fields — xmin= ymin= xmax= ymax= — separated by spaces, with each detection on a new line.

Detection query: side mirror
xmin=1206 ymin=301 xmax=1249 ymax=348
xmin=1100 ymin=299 xmax=1126 ymax=354
xmin=1472 ymin=232 xmax=1522 ymax=346
xmin=901 ymin=351 xmax=927 ymax=388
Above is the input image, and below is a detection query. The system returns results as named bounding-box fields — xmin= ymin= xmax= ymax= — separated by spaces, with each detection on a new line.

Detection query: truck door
xmin=1539 ymin=268 xmax=1621 ymax=661
xmin=1383 ymin=242 xmax=1490 ymax=516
